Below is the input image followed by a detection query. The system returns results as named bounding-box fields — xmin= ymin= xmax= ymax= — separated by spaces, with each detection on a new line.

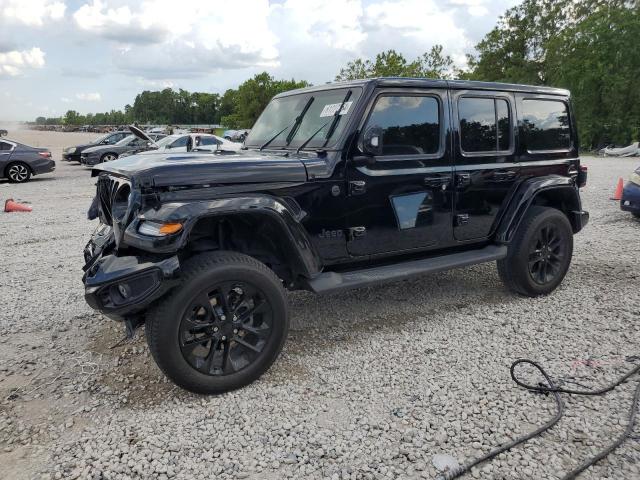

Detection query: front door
xmin=346 ymin=89 xmax=453 ymax=257
xmin=451 ymin=91 xmax=520 ymax=241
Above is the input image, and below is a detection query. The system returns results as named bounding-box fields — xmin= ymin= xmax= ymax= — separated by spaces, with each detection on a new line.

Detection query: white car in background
xmin=122 ymin=127 xmax=242 ymax=158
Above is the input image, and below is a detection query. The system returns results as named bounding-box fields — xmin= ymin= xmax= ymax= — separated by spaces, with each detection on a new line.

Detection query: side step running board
xmin=307 ymin=245 xmax=508 ymax=294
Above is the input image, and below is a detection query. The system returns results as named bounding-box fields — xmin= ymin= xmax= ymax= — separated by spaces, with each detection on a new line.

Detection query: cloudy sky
xmin=0 ymin=0 xmax=519 ymax=121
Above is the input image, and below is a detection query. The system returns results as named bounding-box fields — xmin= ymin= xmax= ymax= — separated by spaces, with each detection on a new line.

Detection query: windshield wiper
xmin=285 ymin=96 xmax=314 ymax=146
xmin=295 ymin=90 xmax=353 ymax=154
xmin=321 ymin=90 xmax=352 ymax=148
xmin=258 ymin=96 xmax=314 ymax=151
xmin=259 ymin=119 xmax=296 ymax=151
xmin=295 ymin=120 xmax=332 ymax=154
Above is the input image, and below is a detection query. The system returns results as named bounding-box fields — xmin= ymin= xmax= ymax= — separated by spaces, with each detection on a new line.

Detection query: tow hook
xmin=124 ymin=315 xmax=144 ymax=339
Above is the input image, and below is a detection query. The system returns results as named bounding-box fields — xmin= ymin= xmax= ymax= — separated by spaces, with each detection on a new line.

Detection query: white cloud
xmin=0 ymin=0 xmax=66 ymax=26
xmin=60 ymin=96 xmax=71 ymax=103
xmin=76 ymin=92 xmax=101 ymax=101
xmin=73 ymin=0 xmax=278 ymax=77
xmin=0 ymin=47 xmax=45 ymax=76
xmin=273 ymin=0 xmax=366 ymax=51
xmin=449 ymin=0 xmax=491 ymax=17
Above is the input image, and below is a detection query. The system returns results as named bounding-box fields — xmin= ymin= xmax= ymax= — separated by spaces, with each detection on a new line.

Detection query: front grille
xmin=96 ymin=175 xmax=122 ymax=226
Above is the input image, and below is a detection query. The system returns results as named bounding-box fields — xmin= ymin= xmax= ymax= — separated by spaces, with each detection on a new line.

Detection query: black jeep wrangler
xmin=83 ymin=78 xmax=589 ymax=394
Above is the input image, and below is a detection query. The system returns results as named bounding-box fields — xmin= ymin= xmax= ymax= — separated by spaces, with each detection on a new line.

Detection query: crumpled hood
xmin=92 ymin=150 xmax=308 ymax=187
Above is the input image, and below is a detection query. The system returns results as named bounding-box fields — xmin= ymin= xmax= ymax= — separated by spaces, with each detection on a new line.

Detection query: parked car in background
xmin=1 ymin=138 xmax=54 ymax=183
xmin=222 ymin=129 xmax=250 ymax=142
xmin=120 ymin=131 xmax=241 ymax=158
xmin=63 ymin=131 xmax=130 ymax=162
xmin=621 ymin=165 xmax=640 ymax=218
xmin=80 ymin=134 xmax=163 ymax=166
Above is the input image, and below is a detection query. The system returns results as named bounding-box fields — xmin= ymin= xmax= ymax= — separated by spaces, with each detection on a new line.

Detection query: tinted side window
xmin=459 ymin=97 xmax=511 ymax=153
xmin=366 ymin=95 xmax=440 ymax=156
xmin=521 ymin=100 xmax=571 ymax=151
xmin=170 ymin=136 xmax=189 ymax=148
xmin=199 ymin=137 xmax=220 ymax=146
xmin=0 ymin=141 xmax=13 ymax=151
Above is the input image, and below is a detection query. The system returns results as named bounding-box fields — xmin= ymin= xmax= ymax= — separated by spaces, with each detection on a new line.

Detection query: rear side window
xmin=459 ymin=97 xmax=511 ymax=153
xmin=365 ymin=95 xmax=440 ymax=156
xmin=198 ymin=137 xmax=220 ymax=146
xmin=521 ymin=99 xmax=571 ymax=151
xmin=0 ymin=141 xmax=13 ymax=151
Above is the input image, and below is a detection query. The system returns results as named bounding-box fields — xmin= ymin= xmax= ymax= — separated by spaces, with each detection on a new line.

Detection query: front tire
xmin=100 ymin=153 xmax=118 ymax=163
xmin=145 ymin=251 xmax=289 ymax=394
xmin=6 ymin=162 xmax=31 ymax=183
xmin=498 ymin=206 xmax=573 ymax=296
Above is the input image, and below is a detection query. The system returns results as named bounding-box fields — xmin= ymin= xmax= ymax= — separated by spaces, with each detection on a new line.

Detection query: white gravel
xmin=1 ymin=130 xmax=639 ymax=480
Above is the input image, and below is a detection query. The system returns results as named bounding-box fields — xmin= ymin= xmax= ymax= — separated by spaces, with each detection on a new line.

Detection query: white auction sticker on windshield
xmin=319 ymin=101 xmax=353 ymax=117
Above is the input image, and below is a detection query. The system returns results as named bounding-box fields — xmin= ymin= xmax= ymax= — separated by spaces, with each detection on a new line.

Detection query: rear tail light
xmin=577 ymin=165 xmax=588 ymax=188
xmin=38 ymin=151 xmax=52 ymax=159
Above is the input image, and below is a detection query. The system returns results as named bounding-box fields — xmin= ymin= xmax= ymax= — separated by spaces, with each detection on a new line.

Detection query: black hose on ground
xmin=436 ymin=359 xmax=640 ymax=480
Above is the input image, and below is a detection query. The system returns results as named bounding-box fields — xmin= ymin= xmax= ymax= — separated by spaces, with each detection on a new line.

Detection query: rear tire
xmin=498 ymin=206 xmax=573 ymax=297
xmin=6 ymin=162 xmax=31 ymax=183
xmin=145 ymin=251 xmax=289 ymax=394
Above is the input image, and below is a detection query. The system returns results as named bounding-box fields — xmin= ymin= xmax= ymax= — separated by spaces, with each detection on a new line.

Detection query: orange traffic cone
xmin=4 ymin=198 xmax=32 ymax=212
xmin=610 ymin=177 xmax=624 ymax=201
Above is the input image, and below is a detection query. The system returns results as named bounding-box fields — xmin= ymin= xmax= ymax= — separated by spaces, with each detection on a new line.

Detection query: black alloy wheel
xmin=145 ymin=251 xmax=289 ymax=394
xmin=497 ymin=206 xmax=573 ymax=297
xmin=527 ymin=224 xmax=567 ymax=285
xmin=179 ymin=281 xmax=273 ymax=376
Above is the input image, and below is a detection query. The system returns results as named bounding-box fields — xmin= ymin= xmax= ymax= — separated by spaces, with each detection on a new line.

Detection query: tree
xmin=467 ymin=0 xmax=640 ymax=148
xmin=62 ymin=110 xmax=84 ymax=126
xmin=222 ymin=72 xmax=310 ymax=128
xmin=335 ymin=46 xmax=454 ymax=81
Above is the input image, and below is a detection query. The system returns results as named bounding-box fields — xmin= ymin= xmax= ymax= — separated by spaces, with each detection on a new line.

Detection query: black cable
xmin=436 ymin=358 xmax=640 ymax=480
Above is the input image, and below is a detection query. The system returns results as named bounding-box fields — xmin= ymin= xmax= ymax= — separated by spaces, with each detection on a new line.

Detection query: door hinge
xmin=349 ymin=180 xmax=366 ymax=195
xmin=456 ymin=214 xmax=469 ymax=226
xmin=349 ymin=226 xmax=366 ymax=240
xmin=456 ymin=173 xmax=471 ymax=188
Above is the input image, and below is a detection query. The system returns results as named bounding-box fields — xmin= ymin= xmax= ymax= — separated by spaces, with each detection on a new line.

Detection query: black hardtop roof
xmin=275 ymin=77 xmax=570 ymax=97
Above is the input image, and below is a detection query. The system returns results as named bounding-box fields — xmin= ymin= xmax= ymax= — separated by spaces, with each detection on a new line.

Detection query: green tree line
xmin=35 ymin=0 xmax=638 ymax=149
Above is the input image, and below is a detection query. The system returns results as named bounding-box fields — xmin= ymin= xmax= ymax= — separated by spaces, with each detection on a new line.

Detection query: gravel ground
xmin=1 ymin=130 xmax=639 ymax=480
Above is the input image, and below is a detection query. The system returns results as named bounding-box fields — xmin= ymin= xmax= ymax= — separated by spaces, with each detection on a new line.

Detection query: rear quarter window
xmin=521 ymin=99 xmax=571 ymax=151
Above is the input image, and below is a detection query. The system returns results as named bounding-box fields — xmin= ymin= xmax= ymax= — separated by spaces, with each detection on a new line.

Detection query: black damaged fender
xmin=123 ymin=194 xmax=322 ymax=279
xmin=495 ymin=175 xmax=589 ymax=244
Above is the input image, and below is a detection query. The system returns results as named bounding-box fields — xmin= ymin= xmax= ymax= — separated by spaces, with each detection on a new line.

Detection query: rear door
xmin=452 ymin=90 xmax=520 ymax=241
xmin=345 ymin=88 xmax=453 ymax=256
xmin=0 ymin=140 xmax=15 ymax=172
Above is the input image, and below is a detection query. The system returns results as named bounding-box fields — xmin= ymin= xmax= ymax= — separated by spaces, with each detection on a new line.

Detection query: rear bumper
xmin=33 ymin=159 xmax=55 ymax=175
xmin=621 ymin=182 xmax=640 ymax=214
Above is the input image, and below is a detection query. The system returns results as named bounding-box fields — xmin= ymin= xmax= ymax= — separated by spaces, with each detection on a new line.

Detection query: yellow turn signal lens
xmin=158 ymin=222 xmax=183 ymax=235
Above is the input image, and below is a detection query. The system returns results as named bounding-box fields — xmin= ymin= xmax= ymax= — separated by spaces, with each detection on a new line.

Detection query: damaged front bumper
xmin=82 ymin=226 xmax=181 ymax=320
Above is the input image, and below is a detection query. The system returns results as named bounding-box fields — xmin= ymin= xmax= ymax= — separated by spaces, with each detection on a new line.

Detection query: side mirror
xmin=362 ymin=126 xmax=383 ymax=157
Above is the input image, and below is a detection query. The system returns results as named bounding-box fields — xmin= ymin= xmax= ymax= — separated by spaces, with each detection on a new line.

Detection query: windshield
xmin=91 ymin=133 xmax=110 ymax=145
xmin=245 ymin=87 xmax=362 ymax=150
xmin=116 ymin=135 xmax=137 ymax=146
xmin=154 ymin=135 xmax=179 ymax=148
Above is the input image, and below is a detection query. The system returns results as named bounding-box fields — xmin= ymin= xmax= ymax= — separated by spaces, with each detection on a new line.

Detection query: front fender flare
xmin=495 ymin=175 xmax=587 ymax=244
xmin=123 ymin=195 xmax=321 ymax=278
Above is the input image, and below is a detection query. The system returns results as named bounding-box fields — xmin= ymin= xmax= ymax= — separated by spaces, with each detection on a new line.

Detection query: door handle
xmin=491 ymin=171 xmax=517 ymax=181
xmin=424 ymin=174 xmax=452 ymax=189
